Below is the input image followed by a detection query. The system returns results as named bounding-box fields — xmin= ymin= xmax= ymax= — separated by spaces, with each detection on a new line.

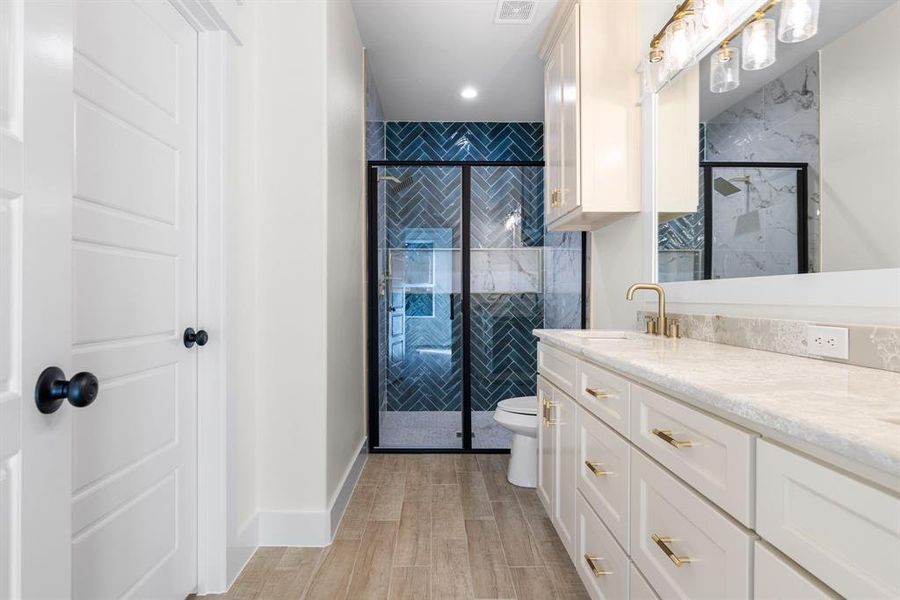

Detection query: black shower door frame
xmin=700 ymin=161 xmax=810 ymax=280
xmin=366 ymin=160 xmax=587 ymax=453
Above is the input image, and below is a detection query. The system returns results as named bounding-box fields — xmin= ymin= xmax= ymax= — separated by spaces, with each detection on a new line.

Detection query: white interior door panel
xmin=71 ymin=1 xmax=198 ymax=598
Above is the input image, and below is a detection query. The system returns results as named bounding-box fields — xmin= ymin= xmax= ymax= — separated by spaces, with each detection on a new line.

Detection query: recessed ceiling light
xmin=460 ymin=87 xmax=478 ymax=100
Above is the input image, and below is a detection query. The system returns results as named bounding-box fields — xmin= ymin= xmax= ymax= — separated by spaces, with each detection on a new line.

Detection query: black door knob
xmin=183 ymin=327 xmax=209 ymax=348
xmin=35 ymin=367 xmax=99 ymax=414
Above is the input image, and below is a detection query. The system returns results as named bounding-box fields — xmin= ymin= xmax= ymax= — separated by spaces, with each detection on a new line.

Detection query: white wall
xmin=820 ymin=1 xmax=900 ymax=273
xmin=229 ymin=0 xmax=367 ymax=556
xmin=324 ymin=0 xmax=367 ymax=516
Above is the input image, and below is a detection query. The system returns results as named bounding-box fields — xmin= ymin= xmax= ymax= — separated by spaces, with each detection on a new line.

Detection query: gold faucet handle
xmin=666 ymin=319 xmax=680 ymax=338
xmin=644 ymin=316 xmax=658 ymax=335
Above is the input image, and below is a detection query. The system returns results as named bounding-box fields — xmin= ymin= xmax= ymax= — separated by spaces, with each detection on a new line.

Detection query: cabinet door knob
xmin=35 ymin=367 xmax=99 ymax=414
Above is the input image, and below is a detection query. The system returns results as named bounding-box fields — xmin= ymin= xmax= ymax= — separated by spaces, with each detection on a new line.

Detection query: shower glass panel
xmin=375 ymin=165 xmax=463 ymax=448
xmin=470 ymin=166 xmax=545 ymax=449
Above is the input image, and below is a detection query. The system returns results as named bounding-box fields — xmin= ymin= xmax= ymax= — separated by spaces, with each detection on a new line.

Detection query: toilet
xmin=493 ymin=396 xmax=539 ymax=488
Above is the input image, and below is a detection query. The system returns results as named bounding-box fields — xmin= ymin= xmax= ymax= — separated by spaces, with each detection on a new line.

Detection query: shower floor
xmin=378 ymin=410 xmax=513 ymax=449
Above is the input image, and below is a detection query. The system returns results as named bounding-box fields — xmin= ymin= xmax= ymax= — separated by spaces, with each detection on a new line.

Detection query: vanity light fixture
xmin=699 ymin=0 xmax=727 ymax=31
xmin=705 ymin=0 xmax=819 ymax=94
xmin=710 ymin=44 xmax=740 ymax=93
xmin=778 ymin=0 xmax=819 ymax=43
xmin=663 ymin=16 xmax=697 ymax=73
xmin=742 ymin=17 xmax=777 ymax=70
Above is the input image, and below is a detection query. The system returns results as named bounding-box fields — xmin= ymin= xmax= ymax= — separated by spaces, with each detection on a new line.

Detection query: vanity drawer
xmin=630 ymin=564 xmax=659 ymax=600
xmin=537 ymin=342 xmax=577 ymax=398
xmin=629 ymin=385 xmax=756 ymax=526
xmin=575 ymin=492 xmax=630 ymax=600
xmin=630 ymin=450 xmax=753 ymax=600
xmin=576 ymin=359 xmax=630 ymax=436
xmin=577 ymin=406 xmax=629 ymax=551
xmin=757 ymin=440 xmax=900 ymax=599
xmin=754 ymin=541 xmax=837 ymax=599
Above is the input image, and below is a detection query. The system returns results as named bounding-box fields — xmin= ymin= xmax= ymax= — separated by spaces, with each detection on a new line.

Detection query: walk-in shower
xmin=366 ymin=161 xmax=584 ymax=452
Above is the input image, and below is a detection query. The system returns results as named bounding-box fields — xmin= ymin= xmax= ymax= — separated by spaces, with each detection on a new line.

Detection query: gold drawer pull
xmin=585 ymin=387 xmax=610 ymax=399
xmin=583 ymin=554 xmax=612 ymax=577
xmin=546 ymin=419 xmax=558 ymax=426
xmin=651 ymin=534 xmax=692 ymax=567
xmin=652 ymin=428 xmax=693 ymax=449
xmin=585 ymin=461 xmax=612 ymax=476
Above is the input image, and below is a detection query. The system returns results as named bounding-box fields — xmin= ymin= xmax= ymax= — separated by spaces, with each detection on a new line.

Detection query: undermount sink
xmin=879 ymin=417 xmax=900 ymax=426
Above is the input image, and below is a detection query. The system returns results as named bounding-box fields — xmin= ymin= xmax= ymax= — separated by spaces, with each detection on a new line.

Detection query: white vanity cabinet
xmin=537 ymin=373 xmax=577 ymax=559
xmin=535 ymin=338 xmax=897 ymax=600
xmin=539 ymin=0 xmax=641 ymax=231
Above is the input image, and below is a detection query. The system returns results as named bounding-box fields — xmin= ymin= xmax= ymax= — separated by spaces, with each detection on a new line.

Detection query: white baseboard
xmin=258 ymin=509 xmax=332 ymax=547
xmin=329 ymin=438 xmax=368 ymax=539
xmin=254 ymin=438 xmax=368 ymax=547
xmin=227 ymin=514 xmax=259 ymax=587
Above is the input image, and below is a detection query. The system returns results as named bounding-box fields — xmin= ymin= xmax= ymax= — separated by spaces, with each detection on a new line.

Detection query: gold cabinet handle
xmin=583 ymin=554 xmax=612 ymax=577
xmin=550 ymin=189 xmax=561 ymax=207
xmin=651 ymin=534 xmax=692 ymax=567
xmin=585 ymin=387 xmax=610 ymax=399
xmin=651 ymin=428 xmax=693 ymax=449
xmin=585 ymin=461 xmax=612 ymax=476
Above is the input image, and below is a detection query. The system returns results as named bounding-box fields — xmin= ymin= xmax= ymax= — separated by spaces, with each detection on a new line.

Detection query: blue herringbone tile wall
xmin=375 ymin=122 xmax=582 ymax=425
xmin=385 ymin=122 xmax=542 ymax=162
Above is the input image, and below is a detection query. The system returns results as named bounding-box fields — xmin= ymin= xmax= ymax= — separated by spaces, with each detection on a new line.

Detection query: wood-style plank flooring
xmin=210 ymin=454 xmax=589 ymax=599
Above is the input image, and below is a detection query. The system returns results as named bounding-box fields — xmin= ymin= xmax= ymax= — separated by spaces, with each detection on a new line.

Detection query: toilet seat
xmin=497 ymin=396 xmax=538 ymax=416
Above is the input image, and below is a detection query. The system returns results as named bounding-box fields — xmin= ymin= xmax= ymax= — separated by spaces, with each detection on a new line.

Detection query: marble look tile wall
xmin=705 ymin=54 xmax=820 ymax=274
xmin=638 ymin=311 xmax=900 ymax=373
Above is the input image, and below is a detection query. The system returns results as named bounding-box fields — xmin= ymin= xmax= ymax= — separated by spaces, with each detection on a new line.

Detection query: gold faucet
xmin=626 ymin=283 xmax=677 ymax=337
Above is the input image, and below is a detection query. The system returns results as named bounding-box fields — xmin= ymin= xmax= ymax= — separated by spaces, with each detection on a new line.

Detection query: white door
xmin=71 ymin=1 xmax=198 ymax=598
xmin=4 ymin=1 xmax=74 ymax=597
xmin=2 ymin=1 xmax=201 ymax=597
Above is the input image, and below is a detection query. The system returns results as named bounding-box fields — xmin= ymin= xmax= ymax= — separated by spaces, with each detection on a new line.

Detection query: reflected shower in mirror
xmin=658 ymin=0 xmax=900 ymax=282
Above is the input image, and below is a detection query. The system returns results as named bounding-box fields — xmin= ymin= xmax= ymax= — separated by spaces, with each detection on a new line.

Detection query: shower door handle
xmin=450 ymin=296 xmax=455 ymax=320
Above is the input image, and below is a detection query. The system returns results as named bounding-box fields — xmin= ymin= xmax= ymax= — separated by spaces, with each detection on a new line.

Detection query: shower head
xmin=378 ymin=174 xmax=414 ymax=193
xmin=713 ymin=177 xmax=742 ymax=196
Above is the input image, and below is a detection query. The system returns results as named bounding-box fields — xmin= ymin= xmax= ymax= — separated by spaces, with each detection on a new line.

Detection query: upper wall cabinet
xmin=540 ymin=0 xmax=641 ymax=231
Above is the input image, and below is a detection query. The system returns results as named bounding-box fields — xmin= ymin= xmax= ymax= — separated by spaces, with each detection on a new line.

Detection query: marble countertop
xmin=534 ymin=329 xmax=900 ymax=484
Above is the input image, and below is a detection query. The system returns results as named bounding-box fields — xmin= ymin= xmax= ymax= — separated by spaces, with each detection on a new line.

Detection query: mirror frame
xmin=649 ymin=0 xmax=900 ymax=324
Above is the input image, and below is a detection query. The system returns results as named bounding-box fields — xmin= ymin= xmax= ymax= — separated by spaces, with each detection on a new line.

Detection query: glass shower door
xmin=375 ymin=165 xmax=463 ymax=448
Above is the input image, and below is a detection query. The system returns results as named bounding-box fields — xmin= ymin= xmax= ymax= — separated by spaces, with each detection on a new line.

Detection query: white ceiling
xmin=351 ymin=0 xmax=558 ymax=122
xmin=699 ymin=0 xmax=896 ymax=121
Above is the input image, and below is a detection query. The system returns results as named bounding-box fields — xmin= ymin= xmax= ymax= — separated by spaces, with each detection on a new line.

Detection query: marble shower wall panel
xmin=470 ymin=249 xmax=542 ymax=294
xmin=706 ymin=54 xmax=820 ymax=272
xmin=710 ymin=166 xmax=800 ymax=279
xmin=543 ymin=229 xmax=582 ymax=329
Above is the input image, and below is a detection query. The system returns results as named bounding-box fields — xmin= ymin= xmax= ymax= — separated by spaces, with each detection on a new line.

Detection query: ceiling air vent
xmin=495 ymin=0 xmax=536 ymax=24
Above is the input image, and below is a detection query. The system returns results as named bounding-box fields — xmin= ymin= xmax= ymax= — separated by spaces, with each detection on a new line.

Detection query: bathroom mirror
xmin=657 ymin=0 xmax=900 ymax=282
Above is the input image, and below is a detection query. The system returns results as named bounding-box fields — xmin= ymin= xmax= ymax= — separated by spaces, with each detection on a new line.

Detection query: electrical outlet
xmin=807 ymin=325 xmax=849 ymax=360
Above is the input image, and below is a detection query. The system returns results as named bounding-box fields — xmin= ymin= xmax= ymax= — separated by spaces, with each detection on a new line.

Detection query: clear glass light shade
xmin=778 ymin=0 xmax=820 ymax=43
xmin=699 ymin=0 xmax=727 ymax=31
xmin=710 ymin=46 xmax=740 ymax=93
xmin=662 ymin=17 xmax=696 ymax=73
xmin=742 ymin=18 xmax=776 ymax=71
xmin=642 ymin=56 xmax=667 ymax=94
